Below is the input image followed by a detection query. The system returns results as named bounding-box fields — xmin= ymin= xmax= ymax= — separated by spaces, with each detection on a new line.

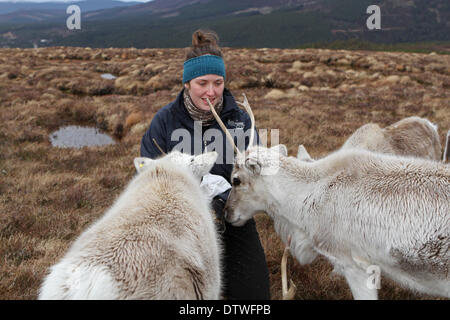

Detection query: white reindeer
xmin=210 ymin=97 xmax=450 ymax=300
xmin=298 ymin=117 xmax=443 ymax=162
xmin=39 ymin=151 xmax=222 ymax=300
xmin=342 ymin=117 xmax=442 ymax=161
xmin=296 ymin=118 xmax=446 ymax=288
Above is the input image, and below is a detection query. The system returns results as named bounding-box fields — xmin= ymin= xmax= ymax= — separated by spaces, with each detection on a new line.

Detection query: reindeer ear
xmin=134 ymin=157 xmax=153 ymax=173
xmin=270 ymin=144 xmax=287 ymax=157
xmin=191 ymin=151 xmax=219 ymax=179
xmin=245 ymin=157 xmax=261 ymax=175
xmin=297 ymin=144 xmax=313 ymax=162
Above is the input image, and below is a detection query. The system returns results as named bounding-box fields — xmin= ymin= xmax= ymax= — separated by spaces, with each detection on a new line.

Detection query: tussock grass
xmin=0 ymin=46 xmax=448 ymax=300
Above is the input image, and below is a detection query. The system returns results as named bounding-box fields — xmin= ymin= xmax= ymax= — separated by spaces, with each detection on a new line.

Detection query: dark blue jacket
xmin=140 ymin=88 xmax=258 ymax=203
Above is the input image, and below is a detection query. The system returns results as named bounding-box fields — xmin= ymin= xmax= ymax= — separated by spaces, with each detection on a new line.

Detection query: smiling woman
xmin=139 ymin=29 xmax=271 ymax=300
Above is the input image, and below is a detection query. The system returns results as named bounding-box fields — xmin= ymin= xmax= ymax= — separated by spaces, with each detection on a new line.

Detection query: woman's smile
xmin=202 ymin=97 xmax=215 ymax=105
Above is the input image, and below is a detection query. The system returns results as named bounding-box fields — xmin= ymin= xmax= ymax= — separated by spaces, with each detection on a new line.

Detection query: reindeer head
xmin=134 ymin=150 xmax=218 ymax=181
xmin=224 ymin=144 xmax=287 ymax=226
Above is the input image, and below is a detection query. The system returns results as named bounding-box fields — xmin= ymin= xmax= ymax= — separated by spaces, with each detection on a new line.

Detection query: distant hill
xmin=0 ymin=0 xmax=145 ymax=17
xmin=0 ymin=0 xmax=448 ymax=49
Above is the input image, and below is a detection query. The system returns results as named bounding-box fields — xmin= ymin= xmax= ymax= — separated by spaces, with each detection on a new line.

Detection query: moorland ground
xmin=0 ymin=46 xmax=449 ymax=299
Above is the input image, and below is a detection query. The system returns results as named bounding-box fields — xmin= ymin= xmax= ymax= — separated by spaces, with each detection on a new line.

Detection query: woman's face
xmin=184 ymin=74 xmax=225 ymax=111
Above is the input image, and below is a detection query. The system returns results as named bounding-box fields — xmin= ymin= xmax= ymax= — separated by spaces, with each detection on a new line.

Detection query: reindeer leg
xmin=281 ymin=235 xmax=297 ymax=300
xmin=343 ymin=265 xmax=378 ymax=300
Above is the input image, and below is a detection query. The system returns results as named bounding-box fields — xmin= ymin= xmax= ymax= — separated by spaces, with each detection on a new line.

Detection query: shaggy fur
xmin=226 ymin=145 xmax=449 ymax=300
xmin=298 ymin=117 xmax=444 ymax=164
xmin=341 ymin=117 xmax=442 ymax=161
xmin=39 ymin=151 xmax=222 ymax=300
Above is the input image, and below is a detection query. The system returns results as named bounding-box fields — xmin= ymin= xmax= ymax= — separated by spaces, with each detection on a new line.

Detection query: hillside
xmin=0 ymin=0 xmax=448 ymax=48
xmin=0 ymin=0 xmax=144 ymax=16
xmin=0 ymin=46 xmax=449 ymax=299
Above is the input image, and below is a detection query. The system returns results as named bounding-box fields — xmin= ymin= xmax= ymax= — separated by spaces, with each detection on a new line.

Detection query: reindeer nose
xmin=223 ymin=203 xmax=230 ymax=221
xmin=223 ymin=205 xmax=238 ymax=225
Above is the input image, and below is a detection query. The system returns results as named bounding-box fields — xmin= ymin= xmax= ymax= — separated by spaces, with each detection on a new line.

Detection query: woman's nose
xmin=206 ymin=84 xmax=215 ymax=96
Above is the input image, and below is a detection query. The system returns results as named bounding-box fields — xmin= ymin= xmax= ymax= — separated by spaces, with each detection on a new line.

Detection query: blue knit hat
xmin=183 ymin=54 xmax=226 ymax=84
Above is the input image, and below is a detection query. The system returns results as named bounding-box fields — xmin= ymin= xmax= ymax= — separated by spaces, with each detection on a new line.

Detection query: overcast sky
xmin=0 ymin=0 xmax=153 ymax=3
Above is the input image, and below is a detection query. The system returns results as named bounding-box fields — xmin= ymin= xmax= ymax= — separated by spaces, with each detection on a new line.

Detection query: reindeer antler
xmin=281 ymin=235 xmax=297 ymax=300
xmin=206 ymin=98 xmax=240 ymax=155
xmin=236 ymin=93 xmax=255 ymax=148
xmin=207 ymin=94 xmax=256 ymax=156
xmin=152 ymin=138 xmax=166 ymax=155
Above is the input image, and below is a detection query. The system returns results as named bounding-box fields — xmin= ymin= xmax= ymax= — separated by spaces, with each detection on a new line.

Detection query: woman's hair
xmin=185 ymin=29 xmax=223 ymax=60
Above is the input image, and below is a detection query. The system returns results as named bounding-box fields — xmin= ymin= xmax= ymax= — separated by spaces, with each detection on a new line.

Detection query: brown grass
xmin=0 ymin=47 xmax=448 ymax=300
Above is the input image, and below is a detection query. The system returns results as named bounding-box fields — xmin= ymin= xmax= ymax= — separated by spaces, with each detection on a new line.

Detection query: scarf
xmin=183 ymin=89 xmax=224 ymax=127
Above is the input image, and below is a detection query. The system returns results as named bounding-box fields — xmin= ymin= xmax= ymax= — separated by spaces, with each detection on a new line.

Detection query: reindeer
xmin=341 ymin=117 xmax=442 ymax=160
xmin=298 ymin=117 xmax=443 ymax=163
xmin=209 ymin=96 xmax=450 ymax=300
xmin=39 ymin=151 xmax=222 ymax=300
xmin=296 ymin=118 xmax=446 ymax=287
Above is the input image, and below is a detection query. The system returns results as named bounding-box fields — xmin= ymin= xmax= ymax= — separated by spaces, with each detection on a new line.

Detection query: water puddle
xmin=101 ymin=73 xmax=117 ymax=80
xmin=49 ymin=126 xmax=116 ymax=148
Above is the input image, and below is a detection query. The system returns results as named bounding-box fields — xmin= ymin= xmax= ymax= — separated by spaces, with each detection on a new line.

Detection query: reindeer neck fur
xmin=259 ymin=154 xmax=341 ymax=264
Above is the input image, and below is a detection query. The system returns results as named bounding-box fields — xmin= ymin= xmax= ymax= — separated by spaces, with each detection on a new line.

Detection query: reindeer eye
xmin=190 ymin=158 xmax=194 ymax=163
xmin=232 ymin=177 xmax=241 ymax=186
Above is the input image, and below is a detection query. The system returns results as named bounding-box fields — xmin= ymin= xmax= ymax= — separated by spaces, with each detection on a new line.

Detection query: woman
xmin=140 ymin=30 xmax=270 ymax=300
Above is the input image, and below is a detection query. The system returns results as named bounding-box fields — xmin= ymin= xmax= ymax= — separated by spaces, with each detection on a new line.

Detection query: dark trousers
xmin=220 ymin=218 xmax=271 ymax=300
